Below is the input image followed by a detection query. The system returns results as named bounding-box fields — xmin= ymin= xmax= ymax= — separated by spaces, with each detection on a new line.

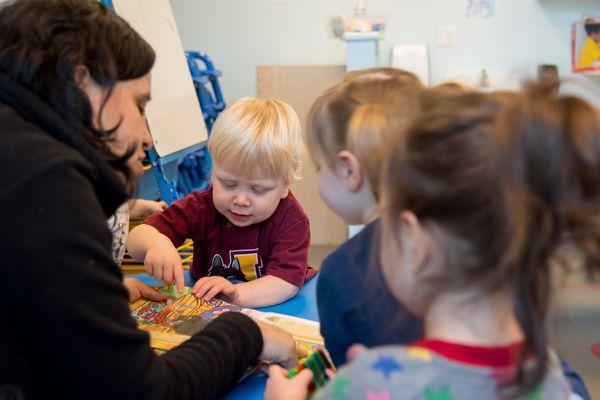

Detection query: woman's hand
xmin=264 ymin=364 xmax=313 ymax=400
xmin=253 ymin=319 xmax=299 ymax=370
xmin=123 ymin=277 xmax=169 ymax=303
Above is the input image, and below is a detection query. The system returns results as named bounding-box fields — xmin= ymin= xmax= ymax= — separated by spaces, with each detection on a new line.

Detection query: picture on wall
xmin=571 ymin=14 xmax=600 ymax=74
xmin=465 ymin=0 xmax=494 ymax=19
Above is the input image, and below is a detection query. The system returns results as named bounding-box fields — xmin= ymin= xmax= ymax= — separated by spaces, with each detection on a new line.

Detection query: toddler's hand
xmin=264 ymin=364 xmax=312 ymax=400
xmin=129 ymin=199 xmax=168 ymax=219
xmin=192 ymin=276 xmax=238 ymax=303
xmin=144 ymin=200 xmax=167 ymax=214
xmin=144 ymin=243 xmax=184 ymax=293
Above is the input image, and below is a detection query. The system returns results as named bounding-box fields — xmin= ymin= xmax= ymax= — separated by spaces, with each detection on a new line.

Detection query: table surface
xmin=132 ymin=272 xmax=320 ymax=399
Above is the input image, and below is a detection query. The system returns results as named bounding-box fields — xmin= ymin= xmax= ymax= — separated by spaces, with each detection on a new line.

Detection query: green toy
xmin=287 ymin=348 xmax=334 ymax=398
xmin=158 ymin=284 xmax=193 ymax=298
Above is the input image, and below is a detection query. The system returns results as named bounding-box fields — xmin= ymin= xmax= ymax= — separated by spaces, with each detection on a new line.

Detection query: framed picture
xmin=571 ymin=15 xmax=600 ymax=74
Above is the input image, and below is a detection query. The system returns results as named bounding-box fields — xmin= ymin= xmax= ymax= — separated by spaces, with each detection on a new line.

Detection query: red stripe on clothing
xmin=411 ymin=339 xmax=523 ymax=367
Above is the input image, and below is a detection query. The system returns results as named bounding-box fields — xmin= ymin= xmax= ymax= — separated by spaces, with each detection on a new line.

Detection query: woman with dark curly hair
xmin=0 ymin=1 xmax=297 ymax=398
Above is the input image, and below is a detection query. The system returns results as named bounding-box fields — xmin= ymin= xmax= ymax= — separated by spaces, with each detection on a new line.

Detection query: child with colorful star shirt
xmin=265 ymin=85 xmax=600 ymax=398
xmin=127 ymin=97 xmax=316 ymax=307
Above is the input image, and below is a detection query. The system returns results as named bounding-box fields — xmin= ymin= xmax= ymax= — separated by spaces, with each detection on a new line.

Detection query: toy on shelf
xmin=185 ymin=51 xmax=226 ymax=132
xmin=326 ymin=0 xmax=388 ymax=72
xmin=326 ymin=0 xmax=388 ymax=39
xmin=174 ymin=52 xmax=227 ymax=197
xmin=140 ymin=51 xmax=226 ymax=203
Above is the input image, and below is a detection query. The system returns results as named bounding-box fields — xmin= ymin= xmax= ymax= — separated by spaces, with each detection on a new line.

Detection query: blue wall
xmin=171 ymin=0 xmax=600 ymax=102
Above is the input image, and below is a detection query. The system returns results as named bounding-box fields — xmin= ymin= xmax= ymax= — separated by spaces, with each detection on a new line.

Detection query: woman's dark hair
xmin=0 ymin=0 xmax=155 ymax=184
xmin=381 ymin=86 xmax=600 ymax=397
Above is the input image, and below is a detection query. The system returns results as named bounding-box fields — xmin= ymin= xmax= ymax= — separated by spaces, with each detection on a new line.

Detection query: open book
xmin=130 ymin=285 xmax=324 ymax=355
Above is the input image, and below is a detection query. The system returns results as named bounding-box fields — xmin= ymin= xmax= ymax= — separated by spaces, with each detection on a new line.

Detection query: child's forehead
xmin=213 ymin=166 xmax=283 ymax=185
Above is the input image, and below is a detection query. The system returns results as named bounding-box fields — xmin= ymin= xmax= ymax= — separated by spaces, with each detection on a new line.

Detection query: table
xmin=131 ymin=272 xmax=320 ymax=399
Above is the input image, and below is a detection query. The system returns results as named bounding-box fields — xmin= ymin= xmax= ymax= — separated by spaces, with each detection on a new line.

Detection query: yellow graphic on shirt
xmin=208 ymin=249 xmax=264 ymax=282
xmin=235 ymin=253 xmax=261 ymax=281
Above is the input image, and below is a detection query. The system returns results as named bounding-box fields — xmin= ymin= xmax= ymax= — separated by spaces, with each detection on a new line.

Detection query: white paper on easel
xmin=112 ymin=0 xmax=208 ymax=157
xmin=390 ymin=44 xmax=430 ymax=86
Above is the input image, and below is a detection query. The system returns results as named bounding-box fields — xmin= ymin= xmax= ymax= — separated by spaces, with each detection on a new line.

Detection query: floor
xmin=308 ymin=244 xmax=600 ymax=397
xmin=549 ymin=249 xmax=600 ymax=398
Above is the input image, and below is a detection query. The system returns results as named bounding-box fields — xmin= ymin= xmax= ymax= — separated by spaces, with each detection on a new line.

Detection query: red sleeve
xmin=265 ymin=210 xmax=311 ymax=288
xmin=143 ymin=191 xmax=208 ymax=247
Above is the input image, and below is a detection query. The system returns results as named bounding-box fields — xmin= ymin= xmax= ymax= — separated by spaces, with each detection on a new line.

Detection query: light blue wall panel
xmin=171 ymin=0 xmax=600 ymax=101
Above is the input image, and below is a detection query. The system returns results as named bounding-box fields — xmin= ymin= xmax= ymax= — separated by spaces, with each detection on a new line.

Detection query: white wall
xmin=171 ymin=0 xmax=600 ymax=102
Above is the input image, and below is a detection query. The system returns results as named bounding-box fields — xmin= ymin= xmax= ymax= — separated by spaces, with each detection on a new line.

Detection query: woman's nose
xmin=142 ymin=119 xmax=152 ymax=150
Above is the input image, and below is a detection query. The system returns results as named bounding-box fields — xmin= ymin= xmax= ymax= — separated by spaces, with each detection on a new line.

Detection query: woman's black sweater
xmin=0 ymin=71 xmax=263 ymax=399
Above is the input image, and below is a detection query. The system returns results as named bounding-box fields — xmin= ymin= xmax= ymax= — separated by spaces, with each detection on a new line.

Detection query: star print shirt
xmin=313 ymin=341 xmax=571 ymax=400
xmin=143 ymin=188 xmax=316 ymax=287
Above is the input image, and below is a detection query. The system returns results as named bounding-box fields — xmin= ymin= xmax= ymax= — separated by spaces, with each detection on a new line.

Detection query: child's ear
xmin=399 ymin=211 xmax=429 ymax=277
xmin=280 ymin=181 xmax=290 ymax=199
xmin=337 ymin=150 xmax=363 ymax=193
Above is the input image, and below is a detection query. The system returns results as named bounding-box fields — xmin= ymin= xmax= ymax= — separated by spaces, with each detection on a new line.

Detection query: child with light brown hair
xmin=127 ymin=97 xmax=316 ymax=307
xmin=307 ymin=68 xmax=427 ymax=367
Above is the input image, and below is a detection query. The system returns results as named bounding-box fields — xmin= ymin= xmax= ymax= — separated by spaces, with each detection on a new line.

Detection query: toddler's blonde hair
xmin=208 ymin=97 xmax=304 ymax=183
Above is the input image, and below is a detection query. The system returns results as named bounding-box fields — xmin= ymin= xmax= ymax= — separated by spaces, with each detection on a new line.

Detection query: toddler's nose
xmin=233 ymin=194 xmax=250 ymax=207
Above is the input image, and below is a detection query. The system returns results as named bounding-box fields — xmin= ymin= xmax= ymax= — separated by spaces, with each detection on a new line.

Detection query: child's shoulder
xmin=268 ymin=190 xmax=308 ymax=223
xmin=328 ymin=346 xmax=571 ymax=400
xmin=316 ymin=346 xmax=441 ymax=399
xmin=318 ymin=221 xmax=380 ymax=297
xmin=321 ymin=220 xmax=378 ymax=269
xmin=151 ymin=188 xmax=215 ymax=222
xmin=175 ymin=187 xmax=215 ymax=210
xmin=189 ymin=187 xmax=213 ymax=201
xmin=320 ymin=345 xmax=520 ymax=400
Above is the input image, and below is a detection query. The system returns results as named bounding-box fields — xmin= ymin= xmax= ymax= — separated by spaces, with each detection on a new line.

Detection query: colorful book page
xmin=130 ymin=286 xmax=325 ymax=356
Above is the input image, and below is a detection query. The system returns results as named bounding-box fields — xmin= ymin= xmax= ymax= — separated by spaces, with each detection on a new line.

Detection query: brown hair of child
xmin=381 ymin=85 xmax=600 ymax=396
xmin=494 ymin=81 xmax=600 ymax=394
